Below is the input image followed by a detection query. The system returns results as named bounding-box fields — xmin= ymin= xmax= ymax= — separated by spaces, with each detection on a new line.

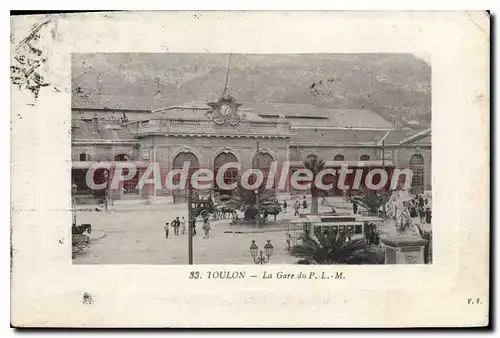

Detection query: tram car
xmin=286 ymin=214 xmax=384 ymax=246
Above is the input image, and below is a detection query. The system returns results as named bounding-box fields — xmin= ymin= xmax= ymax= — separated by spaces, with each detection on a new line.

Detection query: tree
xmin=352 ymin=192 xmax=385 ymax=215
xmin=229 ymin=176 xmax=276 ymax=222
xmin=303 ymin=156 xmax=326 ymax=215
xmin=290 ymin=232 xmax=385 ymax=265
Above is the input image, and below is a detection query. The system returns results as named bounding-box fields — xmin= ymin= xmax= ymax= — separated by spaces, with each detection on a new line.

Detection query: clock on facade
xmin=220 ymin=104 xmax=233 ymax=116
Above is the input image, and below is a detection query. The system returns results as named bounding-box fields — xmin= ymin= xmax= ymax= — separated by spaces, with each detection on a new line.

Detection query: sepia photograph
xmin=10 ymin=11 xmax=489 ymax=328
xmin=70 ymin=53 xmax=432 ymax=265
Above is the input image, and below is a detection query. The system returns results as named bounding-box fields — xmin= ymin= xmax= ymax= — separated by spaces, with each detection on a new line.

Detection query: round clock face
xmin=220 ymin=104 xmax=233 ymax=116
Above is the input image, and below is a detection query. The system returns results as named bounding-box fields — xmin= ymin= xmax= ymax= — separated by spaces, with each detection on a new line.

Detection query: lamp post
xmin=382 ymin=139 xmax=386 ymax=218
xmin=254 ymin=189 xmax=260 ymax=226
xmin=71 ymin=184 xmax=77 ymax=226
xmin=187 ymin=183 xmax=194 ymax=265
xmin=103 ymin=169 xmax=109 ymax=211
xmin=249 ymin=240 xmax=273 ymax=264
xmin=255 ymin=140 xmax=261 ymax=227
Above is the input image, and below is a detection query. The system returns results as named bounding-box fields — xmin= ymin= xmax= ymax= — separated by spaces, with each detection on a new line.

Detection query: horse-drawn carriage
xmin=71 ymin=224 xmax=91 ymax=258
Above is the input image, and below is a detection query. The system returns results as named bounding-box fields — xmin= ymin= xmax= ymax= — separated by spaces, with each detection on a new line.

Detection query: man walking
xmin=283 ymin=200 xmax=287 ymax=213
xmin=302 ymin=196 xmax=308 ymax=210
xmin=202 ymin=217 xmax=211 ymax=239
xmin=180 ymin=217 xmax=186 ymax=234
xmin=173 ymin=217 xmax=180 ymax=236
xmin=294 ymin=200 xmax=300 ymax=216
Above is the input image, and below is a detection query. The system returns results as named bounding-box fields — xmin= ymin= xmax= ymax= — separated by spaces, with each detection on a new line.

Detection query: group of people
xmin=293 ymin=196 xmax=308 ymax=216
xmin=409 ymin=194 xmax=431 ymax=224
xmin=163 ymin=216 xmax=186 ymax=239
xmin=164 ymin=216 xmax=212 ymax=239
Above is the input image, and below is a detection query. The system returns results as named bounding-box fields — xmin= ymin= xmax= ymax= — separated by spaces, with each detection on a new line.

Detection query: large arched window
xmin=172 ymin=152 xmax=200 ymax=203
xmin=253 ymin=152 xmax=274 ymax=170
xmin=214 ymin=152 xmax=239 ymax=195
xmin=360 ymin=155 xmax=370 ymax=161
xmin=252 ymin=152 xmax=275 ymax=188
xmin=173 ymin=152 xmax=199 ymax=171
xmin=334 ymin=154 xmax=345 ymax=161
xmin=123 ymin=170 xmax=140 ymax=195
xmin=410 ymin=154 xmax=424 ymax=194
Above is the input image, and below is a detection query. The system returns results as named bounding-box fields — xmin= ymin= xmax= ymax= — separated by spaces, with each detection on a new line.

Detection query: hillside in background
xmin=72 ymin=53 xmax=431 ymax=127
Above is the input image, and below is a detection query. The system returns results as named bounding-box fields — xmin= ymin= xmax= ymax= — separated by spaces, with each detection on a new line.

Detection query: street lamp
xmin=249 ymin=240 xmax=274 ymax=264
xmin=71 ymin=184 xmax=78 ymax=226
xmin=103 ymin=169 xmax=109 ymax=211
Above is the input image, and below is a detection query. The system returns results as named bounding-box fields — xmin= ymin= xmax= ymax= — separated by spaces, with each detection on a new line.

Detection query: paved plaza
xmin=73 ymin=203 xmax=301 ymax=265
xmin=72 ymin=197 xmax=431 ymax=265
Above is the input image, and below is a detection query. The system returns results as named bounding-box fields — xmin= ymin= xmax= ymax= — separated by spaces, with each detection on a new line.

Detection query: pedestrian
xmin=173 ymin=216 xmax=180 ymax=236
xmin=164 ymin=222 xmax=169 ymax=239
xmin=283 ymin=200 xmax=287 ymax=213
xmin=202 ymin=217 xmax=211 ymax=239
xmin=302 ymin=196 xmax=308 ymax=210
xmin=293 ymin=200 xmax=300 ymax=216
xmin=285 ymin=233 xmax=292 ymax=251
xmin=418 ymin=204 xmax=425 ymax=224
xmin=353 ymin=200 xmax=358 ymax=215
xmin=180 ymin=217 xmax=186 ymax=234
xmin=230 ymin=210 xmax=238 ymax=226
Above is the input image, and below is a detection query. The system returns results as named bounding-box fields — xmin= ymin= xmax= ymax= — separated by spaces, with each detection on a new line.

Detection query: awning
xmin=72 ymin=161 xmax=150 ymax=169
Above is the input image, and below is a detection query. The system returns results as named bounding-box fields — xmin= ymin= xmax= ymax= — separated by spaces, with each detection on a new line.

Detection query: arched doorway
xmin=334 ymin=154 xmax=345 ymax=161
xmin=410 ymin=154 xmax=424 ymax=194
xmin=360 ymin=154 xmax=370 ymax=161
xmin=172 ymin=152 xmax=200 ymax=203
xmin=252 ymin=152 xmax=275 ymax=191
xmin=214 ymin=152 xmax=238 ymax=197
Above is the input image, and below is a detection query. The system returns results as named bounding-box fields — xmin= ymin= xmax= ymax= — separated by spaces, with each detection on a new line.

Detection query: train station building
xmin=71 ymin=92 xmax=431 ymax=204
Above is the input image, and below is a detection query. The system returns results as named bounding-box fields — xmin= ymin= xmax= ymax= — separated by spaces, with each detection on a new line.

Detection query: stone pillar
xmin=381 ymin=236 xmax=428 ymax=264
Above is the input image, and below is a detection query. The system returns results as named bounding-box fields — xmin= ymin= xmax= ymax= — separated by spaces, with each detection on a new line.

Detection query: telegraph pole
xmin=256 ymin=140 xmax=261 ymax=226
xmin=382 ymin=139 xmax=386 ymax=218
xmin=188 ymin=183 xmax=194 ymax=265
xmin=152 ymin=139 xmax=157 ymax=198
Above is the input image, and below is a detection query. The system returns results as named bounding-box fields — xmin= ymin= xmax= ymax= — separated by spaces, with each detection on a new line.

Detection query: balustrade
xmin=135 ymin=118 xmax=289 ymax=137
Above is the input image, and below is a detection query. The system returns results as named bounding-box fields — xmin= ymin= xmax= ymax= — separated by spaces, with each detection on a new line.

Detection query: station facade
xmin=71 ymin=92 xmax=431 ymax=204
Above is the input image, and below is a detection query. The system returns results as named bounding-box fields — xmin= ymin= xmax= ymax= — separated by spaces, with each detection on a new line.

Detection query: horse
xmin=72 ymin=224 xmax=92 ymax=235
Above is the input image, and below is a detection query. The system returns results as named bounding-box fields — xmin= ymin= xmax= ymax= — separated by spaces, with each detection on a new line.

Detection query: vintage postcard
xmin=10 ymin=11 xmax=489 ymax=327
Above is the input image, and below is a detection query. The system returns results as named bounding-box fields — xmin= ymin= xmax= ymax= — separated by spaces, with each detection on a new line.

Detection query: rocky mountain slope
xmin=72 ymin=53 xmax=431 ymax=127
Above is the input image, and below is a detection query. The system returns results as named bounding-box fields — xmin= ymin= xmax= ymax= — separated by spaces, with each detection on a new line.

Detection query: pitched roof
xmin=71 ymin=120 xmax=136 ymax=140
xmin=291 ymin=129 xmax=389 ymax=145
xmin=72 ymin=94 xmax=394 ymax=129
xmin=383 ymin=128 xmax=431 ymax=145
xmin=153 ymin=104 xmax=264 ymax=122
xmin=72 ymin=92 xmax=171 ymax=111
xmin=241 ymin=102 xmax=393 ymax=129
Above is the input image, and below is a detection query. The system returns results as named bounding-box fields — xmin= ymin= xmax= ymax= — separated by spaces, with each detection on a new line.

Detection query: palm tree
xmin=303 ymin=155 xmax=326 ymax=215
xmin=291 ymin=232 xmax=384 ymax=265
